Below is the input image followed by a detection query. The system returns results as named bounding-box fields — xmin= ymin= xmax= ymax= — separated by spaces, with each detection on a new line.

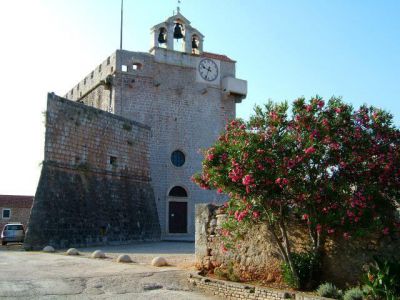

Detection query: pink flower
xmin=304 ymin=146 xmax=316 ymax=155
xmin=207 ymin=154 xmax=215 ymax=161
xmin=327 ymin=228 xmax=335 ymax=234
xmin=275 ymin=177 xmax=288 ymax=188
xmin=335 ymin=107 xmax=342 ymax=113
xmin=242 ymin=174 xmax=254 ymax=186
xmin=217 ymin=188 xmax=223 ymax=194
xmin=330 ymin=143 xmax=340 ymax=150
xmin=287 ymin=160 xmax=296 ymax=169
xmin=220 ymin=153 xmax=228 ymax=161
xmin=269 ymin=111 xmax=279 ymax=121
xmin=235 ymin=210 xmax=248 ymax=222
xmin=317 ymin=100 xmax=325 ymax=108
xmin=221 ymin=229 xmax=230 ymax=237
xmin=343 ymin=232 xmax=351 ymax=240
xmin=382 ymin=227 xmax=390 ymax=235
xmin=252 ymin=211 xmax=260 ymax=219
xmin=306 ymin=105 xmax=313 ymax=112
xmin=220 ymin=244 xmax=228 ymax=253
xmin=302 ymin=214 xmax=309 ymax=220
xmin=257 ymin=164 xmax=265 ymax=171
xmin=316 ymin=224 xmax=322 ymax=234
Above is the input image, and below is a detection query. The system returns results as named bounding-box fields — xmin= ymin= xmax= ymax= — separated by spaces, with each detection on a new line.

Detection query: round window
xmin=171 ymin=150 xmax=185 ymax=167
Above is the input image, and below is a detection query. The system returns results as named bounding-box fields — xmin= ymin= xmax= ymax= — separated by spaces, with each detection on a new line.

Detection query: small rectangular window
xmin=2 ymin=208 xmax=11 ymax=219
xmin=99 ymin=64 xmax=102 ymax=73
xmin=121 ymin=65 xmax=128 ymax=72
xmin=91 ymin=71 xmax=94 ymax=79
xmin=109 ymin=156 xmax=117 ymax=165
xmin=107 ymin=57 xmax=111 ymax=65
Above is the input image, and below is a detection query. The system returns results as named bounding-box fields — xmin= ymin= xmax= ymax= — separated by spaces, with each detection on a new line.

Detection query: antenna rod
xmin=120 ymin=0 xmax=123 ymax=50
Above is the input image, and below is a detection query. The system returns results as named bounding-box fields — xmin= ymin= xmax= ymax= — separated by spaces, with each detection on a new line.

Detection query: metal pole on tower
xmin=120 ymin=0 xmax=124 ymax=50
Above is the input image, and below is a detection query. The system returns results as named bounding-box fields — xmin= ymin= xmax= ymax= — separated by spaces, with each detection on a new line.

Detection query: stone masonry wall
xmin=114 ymin=49 xmax=237 ymax=238
xmin=189 ymin=272 xmax=332 ymax=300
xmin=65 ymin=48 xmax=240 ymax=239
xmin=195 ymin=204 xmax=400 ymax=288
xmin=24 ymin=94 xmax=160 ymax=249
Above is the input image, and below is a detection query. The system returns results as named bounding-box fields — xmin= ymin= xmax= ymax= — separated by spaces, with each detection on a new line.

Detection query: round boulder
xmin=66 ymin=248 xmax=79 ymax=256
xmin=117 ymin=254 xmax=133 ymax=263
xmin=151 ymin=256 xmax=167 ymax=267
xmin=42 ymin=246 xmax=55 ymax=253
xmin=91 ymin=250 xmax=106 ymax=259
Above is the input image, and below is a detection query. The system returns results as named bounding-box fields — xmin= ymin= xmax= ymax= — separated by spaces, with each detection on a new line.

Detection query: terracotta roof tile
xmin=201 ymin=52 xmax=236 ymax=63
xmin=0 ymin=195 xmax=34 ymax=208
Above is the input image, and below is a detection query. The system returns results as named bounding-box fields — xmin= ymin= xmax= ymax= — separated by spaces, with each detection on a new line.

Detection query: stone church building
xmin=24 ymin=12 xmax=246 ymax=248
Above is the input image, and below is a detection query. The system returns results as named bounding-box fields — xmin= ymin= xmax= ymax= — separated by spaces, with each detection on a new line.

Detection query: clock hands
xmin=199 ymin=59 xmax=218 ymax=81
xmin=201 ymin=64 xmax=212 ymax=79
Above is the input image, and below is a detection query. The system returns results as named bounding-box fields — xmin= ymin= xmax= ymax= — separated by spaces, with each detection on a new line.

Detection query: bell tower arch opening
xmin=150 ymin=13 xmax=204 ymax=55
xmin=173 ymin=20 xmax=185 ymax=52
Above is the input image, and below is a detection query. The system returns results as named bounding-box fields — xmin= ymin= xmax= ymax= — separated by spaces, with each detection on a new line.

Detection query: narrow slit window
xmin=109 ymin=156 xmax=117 ymax=166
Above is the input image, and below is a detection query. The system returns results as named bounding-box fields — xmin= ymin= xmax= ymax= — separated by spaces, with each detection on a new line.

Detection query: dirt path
xmin=0 ymin=242 xmax=217 ymax=299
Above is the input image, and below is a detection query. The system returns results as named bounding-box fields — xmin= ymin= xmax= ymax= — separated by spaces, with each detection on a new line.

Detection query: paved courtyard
xmin=0 ymin=242 xmax=216 ymax=299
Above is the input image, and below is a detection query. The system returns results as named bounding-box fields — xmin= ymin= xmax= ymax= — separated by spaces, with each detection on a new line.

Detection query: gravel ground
xmin=0 ymin=242 xmax=217 ymax=300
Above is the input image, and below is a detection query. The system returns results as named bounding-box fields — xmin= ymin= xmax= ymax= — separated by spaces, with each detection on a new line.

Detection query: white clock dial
xmin=198 ymin=59 xmax=219 ymax=82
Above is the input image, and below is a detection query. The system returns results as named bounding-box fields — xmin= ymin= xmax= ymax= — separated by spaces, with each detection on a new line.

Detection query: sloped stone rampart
xmin=24 ymin=94 xmax=160 ymax=249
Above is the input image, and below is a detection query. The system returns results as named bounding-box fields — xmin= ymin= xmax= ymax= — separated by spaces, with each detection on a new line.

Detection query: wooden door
xmin=168 ymin=201 xmax=187 ymax=233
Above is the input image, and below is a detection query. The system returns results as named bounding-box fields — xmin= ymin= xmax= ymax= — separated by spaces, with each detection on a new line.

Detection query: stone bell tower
xmin=65 ymin=11 xmax=247 ymax=240
xmin=151 ymin=12 xmax=204 ymax=54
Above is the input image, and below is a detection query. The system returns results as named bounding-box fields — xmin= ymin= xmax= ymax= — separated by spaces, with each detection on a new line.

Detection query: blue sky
xmin=0 ymin=0 xmax=399 ymax=195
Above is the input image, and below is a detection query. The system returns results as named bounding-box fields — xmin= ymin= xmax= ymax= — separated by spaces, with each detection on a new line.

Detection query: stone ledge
xmin=188 ymin=272 xmax=333 ymax=300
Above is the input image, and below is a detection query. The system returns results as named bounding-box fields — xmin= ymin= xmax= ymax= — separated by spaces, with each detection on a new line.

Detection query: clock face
xmin=198 ymin=59 xmax=219 ymax=82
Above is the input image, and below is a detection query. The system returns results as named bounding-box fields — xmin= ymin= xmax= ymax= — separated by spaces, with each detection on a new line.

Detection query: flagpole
xmin=120 ymin=0 xmax=123 ymax=50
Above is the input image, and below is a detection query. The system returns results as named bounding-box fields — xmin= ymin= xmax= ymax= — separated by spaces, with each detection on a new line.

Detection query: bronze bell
xmin=192 ymin=36 xmax=199 ymax=49
xmin=158 ymin=28 xmax=167 ymax=44
xmin=173 ymin=23 xmax=184 ymax=39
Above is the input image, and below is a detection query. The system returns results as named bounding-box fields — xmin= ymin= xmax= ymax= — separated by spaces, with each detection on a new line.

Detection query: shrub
xmin=281 ymin=251 xmax=320 ymax=289
xmin=362 ymin=256 xmax=400 ymax=300
xmin=316 ymin=283 xmax=342 ymax=299
xmin=343 ymin=287 xmax=363 ymax=300
xmin=193 ymin=97 xmax=400 ymax=288
xmin=213 ymin=262 xmax=240 ymax=282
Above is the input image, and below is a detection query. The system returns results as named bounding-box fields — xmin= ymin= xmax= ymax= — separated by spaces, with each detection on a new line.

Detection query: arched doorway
xmin=168 ymin=186 xmax=187 ymax=233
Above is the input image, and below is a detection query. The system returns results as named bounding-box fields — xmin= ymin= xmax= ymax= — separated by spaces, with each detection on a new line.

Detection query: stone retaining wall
xmin=189 ymin=272 xmax=331 ymax=300
xmin=195 ymin=204 xmax=400 ymax=287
